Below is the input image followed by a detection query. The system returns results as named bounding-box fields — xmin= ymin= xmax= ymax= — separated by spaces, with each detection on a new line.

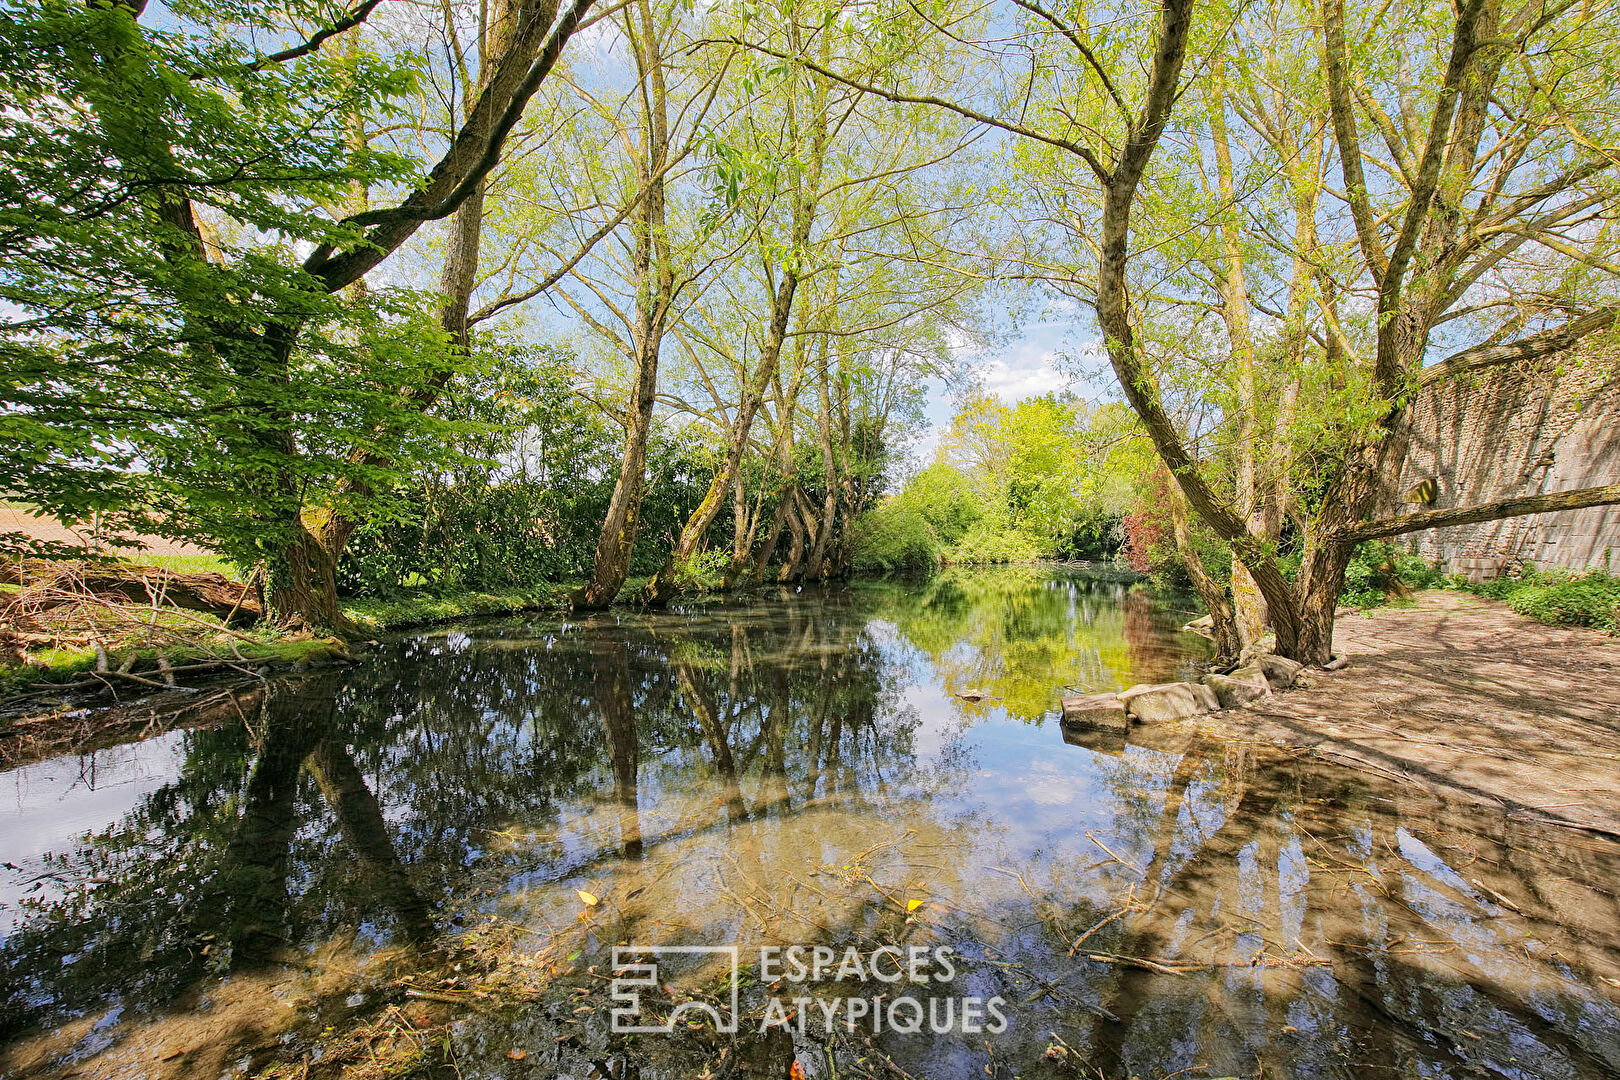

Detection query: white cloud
xmin=976 ymin=348 xmax=1068 ymax=401
xmin=903 ymin=316 xmax=1114 ymax=470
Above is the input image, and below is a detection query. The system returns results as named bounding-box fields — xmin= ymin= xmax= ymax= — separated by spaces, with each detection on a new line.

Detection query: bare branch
xmin=307 ymin=0 xmax=598 ymax=291
xmin=1008 ymin=0 xmax=1132 ymax=124
xmin=722 ymin=38 xmax=1114 ymax=186
xmin=1321 ymin=0 xmax=1389 ymax=283
xmin=1419 ymin=305 xmax=1619 ymax=386
xmin=1338 ymin=484 xmax=1620 ymax=543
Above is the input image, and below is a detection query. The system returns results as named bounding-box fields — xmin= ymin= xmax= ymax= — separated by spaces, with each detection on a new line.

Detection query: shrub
xmin=905 ymin=463 xmax=982 ymax=545
xmin=1119 ymin=506 xmax=1165 ymax=574
xmin=1341 ymin=541 xmax=1444 ymax=608
xmin=848 ymin=462 xmax=983 ymax=578
xmin=945 ymin=523 xmax=1041 ymax=565
xmin=848 ymin=501 xmax=941 ymax=578
xmin=1118 ymin=471 xmax=1230 ymax=589
xmin=1464 ymin=567 xmax=1620 ymax=633
xmin=672 ymin=548 xmax=730 ymax=588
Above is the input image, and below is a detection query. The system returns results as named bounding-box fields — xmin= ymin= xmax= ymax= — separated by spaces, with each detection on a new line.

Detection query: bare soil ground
xmin=0 ymin=507 xmax=211 ymax=557
xmin=1220 ymin=590 xmax=1620 ymax=838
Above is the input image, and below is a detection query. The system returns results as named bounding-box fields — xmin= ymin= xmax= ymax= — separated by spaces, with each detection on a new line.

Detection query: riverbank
xmin=0 ymin=580 xmax=578 ymax=733
xmin=1217 ymin=589 xmax=1620 ymax=838
xmin=343 ymin=583 xmax=576 ymax=632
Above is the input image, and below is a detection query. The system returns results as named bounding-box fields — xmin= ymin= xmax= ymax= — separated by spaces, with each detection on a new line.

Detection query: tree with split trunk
xmin=634 ymin=21 xmax=837 ymax=606
xmin=778 ymin=0 xmax=1619 ymax=663
xmin=534 ymin=0 xmax=741 ymax=609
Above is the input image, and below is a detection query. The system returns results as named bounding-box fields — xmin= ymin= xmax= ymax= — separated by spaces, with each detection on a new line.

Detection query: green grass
xmin=1 ymin=632 xmax=347 ymax=697
xmin=130 ymin=553 xmax=241 ymax=578
xmin=341 ymin=584 xmax=575 ymax=633
xmin=5 ymin=574 xmax=682 ymax=703
xmin=1458 ymin=567 xmax=1620 ymax=634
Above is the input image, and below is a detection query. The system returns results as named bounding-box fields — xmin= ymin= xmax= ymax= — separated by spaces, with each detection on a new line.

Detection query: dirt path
xmin=1218 ymin=590 xmax=1620 ymax=838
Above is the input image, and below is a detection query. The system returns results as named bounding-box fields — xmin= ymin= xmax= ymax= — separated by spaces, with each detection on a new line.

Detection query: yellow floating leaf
xmin=576 ymin=889 xmax=599 ymax=907
xmin=906 ymin=898 xmax=924 ymax=912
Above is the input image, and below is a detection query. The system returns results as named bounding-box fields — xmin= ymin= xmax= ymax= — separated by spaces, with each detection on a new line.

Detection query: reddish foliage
xmin=1120 ymin=471 xmax=1174 ymax=574
xmin=1120 ymin=510 xmax=1163 ymax=573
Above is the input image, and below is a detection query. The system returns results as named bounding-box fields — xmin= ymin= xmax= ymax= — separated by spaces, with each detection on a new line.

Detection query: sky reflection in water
xmin=3 ymin=567 xmax=1620 ymax=1079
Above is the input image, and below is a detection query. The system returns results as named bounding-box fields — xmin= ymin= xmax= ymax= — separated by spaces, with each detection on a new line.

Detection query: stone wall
xmin=1375 ymin=360 xmax=1620 ymax=581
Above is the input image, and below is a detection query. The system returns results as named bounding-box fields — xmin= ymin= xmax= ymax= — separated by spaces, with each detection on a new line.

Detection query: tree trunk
xmin=748 ymin=482 xmax=794 ymax=584
xmin=579 ymin=332 xmax=663 ymax=609
xmin=1088 ymin=0 xmax=1327 ymax=663
xmin=642 ymin=71 xmax=829 ymax=605
xmin=268 ymin=523 xmax=345 ymax=630
xmin=777 ymin=492 xmax=808 ymax=582
xmin=577 ymin=0 xmax=672 ymax=610
xmin=286 ymin=1 xmax=516 ymax=628
xmin=640 ymin=266 xmax=801 ymax=605
xmin=801 ymin=361 xmax=839 ymax=580
xmin=720 ymin=476 xmax=758 ymax=590
xmin=745 ymin=348 xmax=807 ymax=585
xmin=1206 ymin=59 xmax=1269 ymax=646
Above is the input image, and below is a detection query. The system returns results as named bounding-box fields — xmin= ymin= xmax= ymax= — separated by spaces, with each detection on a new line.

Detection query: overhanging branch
xmin=305 ymin=0 xmax=596 ymax=291
xmin=243 ymin=0 xmax=387 ymax=72
xmin=1419 ymin=304 xmax=1619 ymax=387
xmin=1337 ymin=483 xmax=1620 ymax=543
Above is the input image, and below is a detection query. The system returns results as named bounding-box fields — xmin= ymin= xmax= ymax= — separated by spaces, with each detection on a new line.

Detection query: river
xmin=3 ymin=566 xmax=1619 ymax=1079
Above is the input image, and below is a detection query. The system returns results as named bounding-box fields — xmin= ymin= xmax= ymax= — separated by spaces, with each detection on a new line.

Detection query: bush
xmin=849 ymin=463 xmax=983 ymax=578
xmin=1119 ymin=471 xmax=1230 ymax=589
xmin=1464 ymin=567 xmax=1620 ymax=633
xmin=849 ymin=502 xmax=941 ymax=578
xmin=672 ymin=548 xmax=730 ymax=589
xmin=1119 ymin=506 xmax=1166 ymax=574
xmin=1341 ymin=541 xmax=1444 ymax=608
xmin=905 ymin=463 xmax=982 ymax=545
xmin=945 ymin=523 xmax=1041 ymax=565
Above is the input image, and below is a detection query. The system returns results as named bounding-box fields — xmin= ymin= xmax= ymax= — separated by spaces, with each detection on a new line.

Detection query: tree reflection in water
xmin=1 ymin=570 xmax=1618 ymax=1079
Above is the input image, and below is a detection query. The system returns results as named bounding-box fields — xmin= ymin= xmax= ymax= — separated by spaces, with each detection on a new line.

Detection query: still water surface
xmin=3 ymin=568 xmax=1620 ymax=1079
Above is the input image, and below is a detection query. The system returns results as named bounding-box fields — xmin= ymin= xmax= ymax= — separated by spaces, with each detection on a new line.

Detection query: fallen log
xmin=18 ymin=562 xmax=261 ymax=625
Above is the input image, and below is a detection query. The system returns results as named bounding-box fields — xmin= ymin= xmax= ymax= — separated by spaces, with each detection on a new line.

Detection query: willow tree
xmin=798 ymin=0 xmax=1620 ymax=663
xmin=764 ymin=232 xmax=980 ymax=581
xmin=515 ymin=0 xmax=742 ymax=609
xmin=638 ymin=0 xmax=984 ymax=601
xmin=636 ymin=23 xmax=839 ymax=606
xmin=1110 ymin=0 xmax=1620 ymax=662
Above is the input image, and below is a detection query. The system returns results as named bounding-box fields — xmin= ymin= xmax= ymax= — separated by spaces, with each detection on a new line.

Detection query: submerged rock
xmin=1118 ymin=681 xmax=1219 ymax=723
xmin=1204 ymin=665 xmax=1272 ymax=709
xmin=1060 ymin=693 xmax=1127 ymax=730
xmin=1060 ymin=722 xmax=1128 ymax=755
